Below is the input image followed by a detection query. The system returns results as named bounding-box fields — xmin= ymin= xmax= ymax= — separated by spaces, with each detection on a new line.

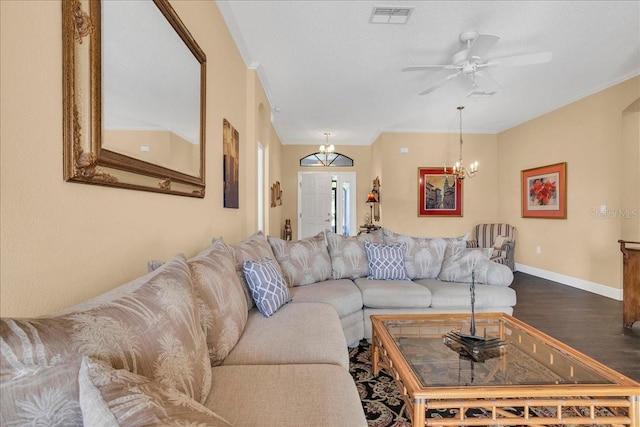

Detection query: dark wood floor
xmin=511 ymin=272 xmax=640 ymax=382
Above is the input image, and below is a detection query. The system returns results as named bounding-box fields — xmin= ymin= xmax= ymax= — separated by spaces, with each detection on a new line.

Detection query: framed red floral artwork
xmin=418 ymin=167 xmax=462 ymax=217
xmin=521 ymin=162 xmax=567 ymax=219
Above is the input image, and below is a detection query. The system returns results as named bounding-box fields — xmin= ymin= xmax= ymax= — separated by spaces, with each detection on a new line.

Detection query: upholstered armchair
xmin=466 ymin=223 xmax=517 ymax=271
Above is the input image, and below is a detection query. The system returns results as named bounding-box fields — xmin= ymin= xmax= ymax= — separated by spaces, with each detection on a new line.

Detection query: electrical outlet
xmin=536 ymin=246 xmax=541 ymax=254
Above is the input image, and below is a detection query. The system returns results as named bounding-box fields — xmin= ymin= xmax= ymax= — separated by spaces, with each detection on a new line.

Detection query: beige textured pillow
xmin=79 ymin=357 xmax=231 ymax=427
xmin=227 ymin=231 xmax=280 ymax=309
xmin=326 ymin=230 xmax=383 ymax=279
xmin=437 ymin=245 xmax=492 ymax=283
xmin=267 ymin=232 xmax=332 ymax=286
xmin=0 ymin=255 xmax=211 ymax=426
xmin=189 ymin=239 xmax=248 ymax=366
xmin=382 ymin=228 xmax=467 ymax=279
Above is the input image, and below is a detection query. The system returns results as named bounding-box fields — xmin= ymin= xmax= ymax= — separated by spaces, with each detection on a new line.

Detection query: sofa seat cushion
xmin=206 ymin=364 xmax=367 ymax=427
xmin=354 ymin=278 xmax=432 ymax=308
xmin=414 ymin=279 xmax=517 ymax=310
xmin=222 ymin=303 xmax=349 ymax=369
xmin=289 ymin=279 xmax=363 ymax=317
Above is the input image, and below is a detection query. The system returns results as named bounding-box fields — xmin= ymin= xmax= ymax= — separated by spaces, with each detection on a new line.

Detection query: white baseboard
xmin=515 ymin=263 xmax=623 ymax=301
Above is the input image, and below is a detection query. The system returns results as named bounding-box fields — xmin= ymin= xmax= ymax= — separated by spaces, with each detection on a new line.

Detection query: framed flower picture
xmin=521 ymin=162 xmax=567 ymax=218
xmin=418 ymin=167 xmax=462 ymax=216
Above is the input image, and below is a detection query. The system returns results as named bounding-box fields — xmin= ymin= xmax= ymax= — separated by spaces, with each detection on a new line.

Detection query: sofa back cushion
xmin=0 ymin=255 xmax=211 ymax=426
xmin=189 ymin=240 xmax=248 ymax=366
xmin=382 ymin=228 xmax=467 ymax=279
xmin=326 ymin=230 xmax=383 ymax=279
xmin=438 ymin=244 xmax=514 ymax=286
xmin=267 ymin=232 xmax=332 ymax=287
xmin=227 ymin=231 xmax=280 ymax=309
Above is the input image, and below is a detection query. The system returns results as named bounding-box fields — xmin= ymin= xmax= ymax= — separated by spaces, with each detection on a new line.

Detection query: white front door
xmin=298 ymin=172 xmax=332 ymax=239
xmin=298 ymin=172 xmax=357 ymax=239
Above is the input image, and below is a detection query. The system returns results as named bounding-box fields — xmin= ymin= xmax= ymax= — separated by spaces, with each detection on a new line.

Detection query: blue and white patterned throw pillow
xmin=243 ymin=257 xmax=291 ymax=317
xmin=365 ymin=242 xmax=409 ymax=280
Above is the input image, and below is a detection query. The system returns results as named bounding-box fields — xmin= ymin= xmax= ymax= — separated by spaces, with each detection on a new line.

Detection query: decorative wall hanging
xmin=271 ymin=181 xmax=282 ymax=207
xmin=223 ymin=119 xmax=239 ymax=208
xmin=418 ymin=167 xmax=462 ymax=217
xmin=222 ymin=119 xmax=240 ymax=208
xmin=62 ymin=0 xmax=207 ymax=197
xmin=521 ymin=162 xmax=567 ymax=218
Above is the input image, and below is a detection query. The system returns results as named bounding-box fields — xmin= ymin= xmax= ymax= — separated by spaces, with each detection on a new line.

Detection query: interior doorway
xmin=298 ymin=172 xmax=357 ymax=239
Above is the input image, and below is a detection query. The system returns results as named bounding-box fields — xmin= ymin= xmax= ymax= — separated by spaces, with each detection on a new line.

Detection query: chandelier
xmin=445 ymin=106 xmax=478 ymax=180
xmin=319 ymin=132 xmax=335 ymax=166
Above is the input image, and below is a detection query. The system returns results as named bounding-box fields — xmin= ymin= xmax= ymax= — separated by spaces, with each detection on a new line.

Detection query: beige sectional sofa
xmin=0 ymin=227 xmax=515 ymax=426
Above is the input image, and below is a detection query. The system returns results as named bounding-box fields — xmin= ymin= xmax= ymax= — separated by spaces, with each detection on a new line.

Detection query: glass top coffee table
xmin=371 ymin=313 xmax=640 ymax=426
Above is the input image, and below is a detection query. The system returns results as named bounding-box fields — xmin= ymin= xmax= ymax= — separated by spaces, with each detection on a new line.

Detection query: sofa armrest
xmin=466 ymin=239 xmax=479 ymax=248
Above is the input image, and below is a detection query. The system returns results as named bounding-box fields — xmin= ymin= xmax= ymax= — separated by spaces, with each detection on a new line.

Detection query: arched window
xmin=300 ymin=152 xmax=354 ymax=167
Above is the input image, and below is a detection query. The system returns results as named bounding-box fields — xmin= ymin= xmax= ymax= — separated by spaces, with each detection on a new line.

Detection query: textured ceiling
xmin=216 ymin=1 xmax=640 ymax=145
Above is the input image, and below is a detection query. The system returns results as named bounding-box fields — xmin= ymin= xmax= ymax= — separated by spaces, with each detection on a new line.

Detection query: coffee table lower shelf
xmin=371 ymin=313 xmax=640 ymax=427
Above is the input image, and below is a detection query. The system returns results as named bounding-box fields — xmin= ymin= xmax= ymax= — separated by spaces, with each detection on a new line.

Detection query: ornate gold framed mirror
xmin=62 ymin=0 xmax=206 ymax=197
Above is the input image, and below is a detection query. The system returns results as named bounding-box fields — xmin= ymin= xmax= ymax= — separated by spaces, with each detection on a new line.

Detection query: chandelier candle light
xmin=319 ymin=132 xmax=335 ymax=166
xmin=445 ymin=106 xmax=479 ymax=180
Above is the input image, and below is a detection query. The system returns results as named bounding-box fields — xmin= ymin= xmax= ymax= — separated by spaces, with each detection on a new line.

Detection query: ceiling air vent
xmin=370 ymin=6 xmax=414 ymax=24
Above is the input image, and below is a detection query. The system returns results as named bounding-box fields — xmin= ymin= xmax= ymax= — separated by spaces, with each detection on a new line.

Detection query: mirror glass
xmin=63 ymin=0 xmax=206 ymax=197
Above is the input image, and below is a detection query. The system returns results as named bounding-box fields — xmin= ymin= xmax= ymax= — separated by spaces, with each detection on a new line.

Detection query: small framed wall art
xmin=418 ymin=167 xmax=462 ymax=217
xmin=521 ymin=162 xmax=567 ymax=219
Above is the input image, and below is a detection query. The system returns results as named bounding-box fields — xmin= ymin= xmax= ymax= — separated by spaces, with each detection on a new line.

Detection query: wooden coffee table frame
xmin=371 ymin=313 xmax=640 ymax=427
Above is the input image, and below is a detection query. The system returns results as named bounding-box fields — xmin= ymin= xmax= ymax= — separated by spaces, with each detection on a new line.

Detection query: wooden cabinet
xmin=618 ymin=240 xmax=640 ymax=328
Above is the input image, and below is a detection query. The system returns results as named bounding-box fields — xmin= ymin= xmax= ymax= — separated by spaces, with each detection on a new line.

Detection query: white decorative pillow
xmin=326 ymin=230 xmax=383 ymax=279
xmin=243 ymin=257 xmax=292 ymax=317
xmin=365 ymin=242 xmax=409 ymax=280
xmin=438 ymin=245 xmax=492 ymax=283
xmin=267 ymin=232 xmax=332 ymax=286
xmin=79 ymin=357 xmax=231 ymax=427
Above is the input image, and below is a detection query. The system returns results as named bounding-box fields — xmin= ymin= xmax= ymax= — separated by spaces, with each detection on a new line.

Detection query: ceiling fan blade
xmin=418 ymin=71 xmax=461 ymax=95
xmin=402 ymin=65 xmax=451 ymax=72
xmin=467 ymin=34 xmax=499 ymax=60
xmin=491 ymin=51 xmax=553 ymax=67
xmin=471 ymin=70 xmax=501 ymax=93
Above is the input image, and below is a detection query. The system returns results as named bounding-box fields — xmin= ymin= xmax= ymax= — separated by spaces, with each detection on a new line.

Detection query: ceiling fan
xmin=402 ymin=31 xmax=552 ymax=96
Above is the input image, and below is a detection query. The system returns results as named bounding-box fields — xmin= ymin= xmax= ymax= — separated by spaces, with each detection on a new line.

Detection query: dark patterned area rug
xmin=348 ymin=340 xmax=619 ymax=427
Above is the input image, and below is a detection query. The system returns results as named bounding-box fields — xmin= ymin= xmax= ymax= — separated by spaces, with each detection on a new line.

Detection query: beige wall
xmin=0 ymin=0 xmax=277 ymax=317
xmin=498 ymin=77 xmax=640 ymax=291
xmin=280 ymin=145 xmax=373 ymax=238
xmin=371 ymin=132 xmax=499 ymax=237
xmin=2 ymin=1 xmax=637 ymax=317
